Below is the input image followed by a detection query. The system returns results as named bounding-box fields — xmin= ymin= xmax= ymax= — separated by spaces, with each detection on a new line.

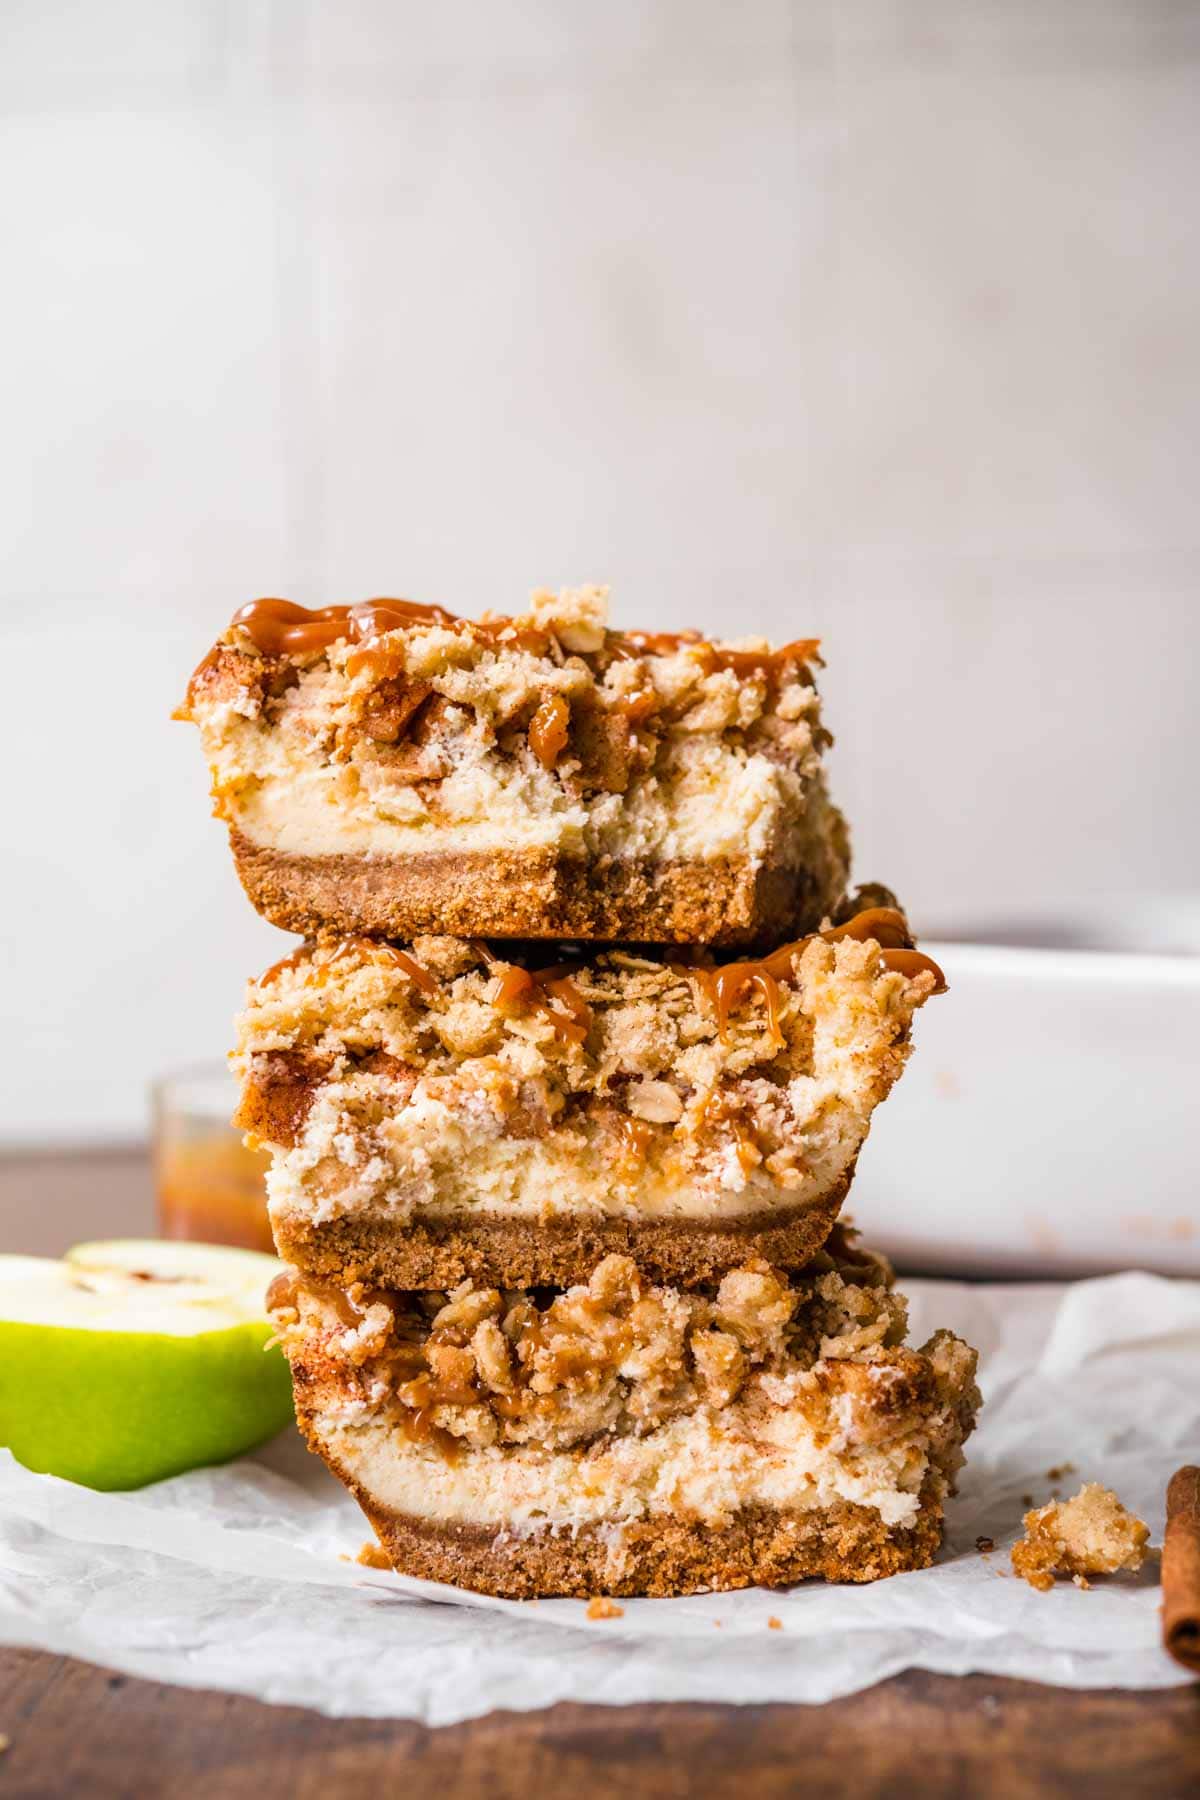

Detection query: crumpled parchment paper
xmin=2 ymin=1273 xmax=1196 ymax=1724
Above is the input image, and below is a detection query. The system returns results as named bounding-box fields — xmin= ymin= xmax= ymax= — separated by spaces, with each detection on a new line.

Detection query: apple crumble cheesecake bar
xmin=178 ymin=587 xmax=849 ymax=945
xmin=234 ymin=908 xmax=943 ymax=1290
xmin=266 ymin=1232 xmax=979 ymax=1597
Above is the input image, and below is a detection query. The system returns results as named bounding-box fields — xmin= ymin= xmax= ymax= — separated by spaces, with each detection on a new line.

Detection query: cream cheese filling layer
xmin=265 ymin=1096 xmax=855 ymax=1229
xmin=316 ymin=1386 xmax=933 ymax=1532
xmin=211 ymin=719 xmax=810 ymax=864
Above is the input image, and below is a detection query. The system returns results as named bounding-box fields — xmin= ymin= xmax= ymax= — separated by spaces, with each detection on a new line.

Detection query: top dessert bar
xmin=177 ymin=586 xmax=849 ymax=945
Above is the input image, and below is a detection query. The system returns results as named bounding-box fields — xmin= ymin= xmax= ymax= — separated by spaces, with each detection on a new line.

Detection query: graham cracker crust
xmin=362 ymin=1498 xmax=943 ymax=1598
xmin=230 ymin=829 xmax=838 ymax=946
xmin=316 ymin=1433 xmax=945 ymax=1599
xmin=270 ymin=1175 xmax=851 ymax=1291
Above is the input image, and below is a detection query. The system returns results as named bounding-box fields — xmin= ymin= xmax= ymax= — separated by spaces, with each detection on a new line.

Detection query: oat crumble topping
xmin=269 ymin=1230 xmax=978 ymax=1475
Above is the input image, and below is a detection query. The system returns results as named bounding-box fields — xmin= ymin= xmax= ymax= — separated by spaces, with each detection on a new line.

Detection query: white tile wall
xmin=2 ymin=0 xmax=1197 ymax=1142
xmin=831 ymin=59 xmax=1200 ymax=559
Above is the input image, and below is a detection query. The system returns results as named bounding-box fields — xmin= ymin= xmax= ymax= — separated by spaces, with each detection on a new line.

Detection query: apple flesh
xmin=0 ymin=1239 xmax=294 ymax=1490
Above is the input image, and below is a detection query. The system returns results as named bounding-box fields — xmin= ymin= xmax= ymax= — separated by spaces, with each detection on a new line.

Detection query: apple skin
xmin=0 ymin=1322 xmax=294 ymax=1491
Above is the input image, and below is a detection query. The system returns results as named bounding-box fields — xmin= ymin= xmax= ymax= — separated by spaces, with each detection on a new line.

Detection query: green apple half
xmin=0 ymin=1239 xmax=294 ymax=1490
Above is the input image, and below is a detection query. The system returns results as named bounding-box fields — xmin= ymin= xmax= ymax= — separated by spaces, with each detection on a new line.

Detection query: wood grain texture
xmin=1 ymin=1649 xmax=1198 ymax=1800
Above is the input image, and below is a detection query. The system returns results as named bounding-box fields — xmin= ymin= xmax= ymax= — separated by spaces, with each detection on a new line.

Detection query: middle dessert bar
xmin=234 ymin=908 xmax=943 ymax=1290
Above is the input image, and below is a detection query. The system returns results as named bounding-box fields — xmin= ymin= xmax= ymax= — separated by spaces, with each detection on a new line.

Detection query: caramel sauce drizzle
xmin=479 ymin=949 xmax=593 ymax=1046
xmin=875 ymin=948 xmax=946 ymax=985
xmin=613 ymin=679 xmax=659 ymax=722
xmin=609 ymin=630 xmax=821 ymax=679
xmin=232 ymin=597 xmax=455 ymax=657
xmin=616 ymin=1116 xmax=656 ymax=1162
xmin=258 ymin=934 xmax=591 ymax=1041
xmin=268 ymin=1270 xmax=369 ymax=1332
xmin=283 ymin=1271 xmax=660 ymax=1462
xmin=258 ymin=944 xmax=313 ymax=987
xmin=527 ymin=693 xmax=571 ymax=769
xmin=221 ymin=598 xmax=819 ymax=685
xmin=273 ymin=1274 xmax=482 ymax=1463
xmin=228 ymin=596 xmax=555 ymax=662
xmin=396 ymin=1367 xmax=481 ymax=1462
xmin=377 ymin=943 xmax=440 ymax=997
xmin=258 ymin=937 xmax=436 ymax=997
xmin=693 ymin=907 xmax=946 ymax=1044
xmin=260 ymin=908 xmax=937 ymax=1078
xmin=265 ymin=1270 xmax=299 ymax=1316
xmin=823 ymin=905 xmax=913 ymax=949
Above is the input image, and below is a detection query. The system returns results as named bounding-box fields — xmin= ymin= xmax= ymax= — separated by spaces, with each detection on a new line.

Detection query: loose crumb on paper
xmin=767 ymin=1617 xmax=783 ymax=1631
xmin=1046 ymin=1463 xmax=1077 ymax=1482
xmin=975 ymin=1536 xmax=995 ymax=1554
xmin=586 ymin=1596 xmax=624 ymax=1621
xmin=355 ymin=1540 xmax=394 ymax=1571
xmin=1011 ymin=1484 xmax=1150 ymax=1594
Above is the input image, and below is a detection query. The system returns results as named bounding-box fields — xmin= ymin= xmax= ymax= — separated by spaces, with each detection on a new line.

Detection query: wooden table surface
xmin=2 ymin=1147 xmax=1198 ymax=1799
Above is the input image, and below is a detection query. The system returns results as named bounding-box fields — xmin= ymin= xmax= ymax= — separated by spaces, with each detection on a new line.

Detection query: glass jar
xmin=152 ymin=1064 xmax=274 ymax=1255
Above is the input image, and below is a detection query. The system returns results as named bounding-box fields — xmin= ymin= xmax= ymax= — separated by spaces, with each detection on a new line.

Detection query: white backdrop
xmin=3 ymin=0 xmax=1198 ymax=1141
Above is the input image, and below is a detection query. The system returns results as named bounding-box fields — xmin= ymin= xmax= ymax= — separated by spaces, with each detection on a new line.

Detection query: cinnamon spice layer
xmin=177 ymin=585 xmax=848 ymax=945
xmin=234 ymin=911 xmax=941 ymax=1289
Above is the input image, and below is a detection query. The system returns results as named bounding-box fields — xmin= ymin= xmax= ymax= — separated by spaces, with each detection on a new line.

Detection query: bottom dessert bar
xmin=268 ymin=1233 xmax=980 ymax=1598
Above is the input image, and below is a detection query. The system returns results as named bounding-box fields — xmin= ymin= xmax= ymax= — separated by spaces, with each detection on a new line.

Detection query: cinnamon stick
xmin=1162 ymin=1465 xmax=1200 ymax=1674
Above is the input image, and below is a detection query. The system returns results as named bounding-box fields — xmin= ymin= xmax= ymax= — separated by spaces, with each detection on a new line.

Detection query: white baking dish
xmin=849 ymin=941 xmax=1200 ymax=1278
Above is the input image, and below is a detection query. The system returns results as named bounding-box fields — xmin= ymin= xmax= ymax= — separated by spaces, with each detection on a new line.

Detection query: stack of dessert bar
xmin=180 ymin=586 xmax=980 ymax=1598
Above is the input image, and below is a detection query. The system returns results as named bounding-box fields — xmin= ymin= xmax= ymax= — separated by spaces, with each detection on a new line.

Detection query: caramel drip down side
xmin=267 ymin=1270 xmax=367 ymax=1332
xmin=876 ymin=948 xmax=947 ymax=987
xmin=379 ymin=945 xmax=440 ymax=998
xmin=822 ymin=906 xmax=912 ymax=949
xmin=693 ymin=965 xmax=787 ymax=1050
xmin=480 ymin=952 xmax=593 ymax=1046
xmin=693 ymin=907 xmax=946 ymax=1042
